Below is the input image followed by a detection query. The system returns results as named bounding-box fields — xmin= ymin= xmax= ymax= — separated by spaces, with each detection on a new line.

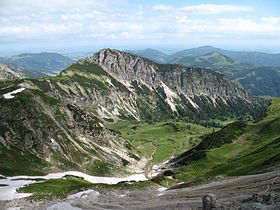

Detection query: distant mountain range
xmin=129 ymin=46 xmax=280 ymax=67
xmin=129 ymin=46 xmax=280 ymax=97
xmin=0 ymin=52 xmax=73 ymax=76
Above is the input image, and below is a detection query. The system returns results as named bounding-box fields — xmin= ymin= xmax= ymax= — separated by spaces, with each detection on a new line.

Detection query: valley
xmin=0 ymin=49 xmax=279 ymax=209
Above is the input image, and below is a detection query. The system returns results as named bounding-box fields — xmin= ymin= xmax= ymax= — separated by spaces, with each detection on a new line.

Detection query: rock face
xmin=68 ymin=49 xmax=268 ymax=122
xmin=0 ymin=49 xmax=270 ymax=175
xmin=0 ymin=63 xmax=23 ymax=79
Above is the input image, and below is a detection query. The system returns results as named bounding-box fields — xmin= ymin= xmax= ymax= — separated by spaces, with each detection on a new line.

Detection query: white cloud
xmin=0 ymin=1 xmax=279 ymax=51
xmin=152 ymin=5 xmax=173 ymax=11
xmin=262 ymin=16 xmax=280 ymax=24
xmin=180 ymin=4 xmax=252 ymax=15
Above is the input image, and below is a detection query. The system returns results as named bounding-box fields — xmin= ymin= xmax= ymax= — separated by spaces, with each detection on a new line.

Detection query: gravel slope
xmin=1 ymin=167 xmax=280 ymax=210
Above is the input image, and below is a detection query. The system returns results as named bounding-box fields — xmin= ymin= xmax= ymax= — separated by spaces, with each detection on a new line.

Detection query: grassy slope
xmin=171 ymin=98 xmax=280 ymax=185
xmin=107 ymin=121 xmax=213 ymax=164
xmin=17 ymin=178 xmax=95 ymax=200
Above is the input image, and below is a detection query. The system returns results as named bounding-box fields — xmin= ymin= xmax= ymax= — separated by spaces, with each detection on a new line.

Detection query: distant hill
xmin=126 ymin=48 xmax=168 ymax=64
xmin=0 ymin=63 xmax=47 ymax=79
xmin=129 ymin=46 xmax=280 ymax=67
xmin=0 ymin=52 xmax=73 ymax=75
xmin=168 ymin=46 xmax=280 ymax=67
xmin=170 ymin=52 xmax=280 ymax=97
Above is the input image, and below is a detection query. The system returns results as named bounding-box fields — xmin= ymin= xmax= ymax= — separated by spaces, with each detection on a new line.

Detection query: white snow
xmin=0 ymin=171 xmax=147 ymax=201
xmin=156 ymin=188 xmax=167 ymax=197
xmin=3 ymin=88 xmax=25 ymax=99
xmin=158 ymin=187 xmax=168 ymax=192
xmin=67 ymin=190 xmax=98 ymax=199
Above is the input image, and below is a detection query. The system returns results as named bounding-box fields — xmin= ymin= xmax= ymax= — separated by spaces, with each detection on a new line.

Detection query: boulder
xmin=202 ymin=194 xmax=217 ymax=210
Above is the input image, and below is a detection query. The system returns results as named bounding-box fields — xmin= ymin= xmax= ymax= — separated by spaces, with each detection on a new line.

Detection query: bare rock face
xmin=0 ymin=63 xmax=23 ymax=79
xmin=202 ymin=194 xmax=217 ymax=210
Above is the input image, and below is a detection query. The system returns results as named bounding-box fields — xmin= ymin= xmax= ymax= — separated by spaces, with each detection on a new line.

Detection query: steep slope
xmin=0 ymin=49 xmax=269 ymax=176
xmin=0 ymin=82 xmax=139 ymax=176
xmin=0 ymin=63 xmax=48 ymax=79
xmin=170 ymin=52 xmax=280 ymax=97
xmin=127 ymin=48 xmax=168 ymax=64
xmin=0 ymin=63 xmax=23 ymax=79
xmin=0 ymin=52 xmax=73 ymax=75
xmin=155 ymin=98 xmax=280 ymax=187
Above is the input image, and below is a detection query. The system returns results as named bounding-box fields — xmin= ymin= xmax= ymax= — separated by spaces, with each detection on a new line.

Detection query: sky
xmin=0 ymin=0 xmax=280 ymax=55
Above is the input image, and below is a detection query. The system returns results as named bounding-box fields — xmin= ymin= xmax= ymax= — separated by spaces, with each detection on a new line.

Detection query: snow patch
xmin=156 ymin=188 xmax=167 ymax=197
xmin=67 ymin=190 xmax=99 ymax=199
xmin=158 ymin=187 xmax=168 ymax=192
xmin=0 ymin=171 xmax=147 ymax=200
xmin=3 ymin=88 xmax=25 ymax=99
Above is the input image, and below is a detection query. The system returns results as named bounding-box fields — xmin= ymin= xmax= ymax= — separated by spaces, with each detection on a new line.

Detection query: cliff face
xmin=0 ymin=63 xmax=23 ymax=79
xmin=0 ymin=49 xmax=269 ymax=175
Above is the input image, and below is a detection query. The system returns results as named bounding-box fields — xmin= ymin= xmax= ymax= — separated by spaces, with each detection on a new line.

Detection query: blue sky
xmin=0 ymin=0 xmax=280 ymax=55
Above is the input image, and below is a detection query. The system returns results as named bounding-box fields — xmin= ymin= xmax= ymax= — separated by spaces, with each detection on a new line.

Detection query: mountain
xmin=129 ymin=46 xmax=280 ymax=67
xmin=0 ymin=52 xmax=73 ymax=75
xmin=0 ymin=49 xmax=269 ymax=176
xmin=168 ymin=46 xmax=280 ymax=67
xmin=126 ymin=48 xmax=168 ymax=64
xmin=170 ymin=52 xmax=239 ymax=68
xmin=0 ymin=63 xmax=48 ymax=79
xmin=170 ymin=52 xmax=280 ymax=97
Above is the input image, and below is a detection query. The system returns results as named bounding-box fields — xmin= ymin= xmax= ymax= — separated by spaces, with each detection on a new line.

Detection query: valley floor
xmin=2 ymin=165 xmax=280 ymax=210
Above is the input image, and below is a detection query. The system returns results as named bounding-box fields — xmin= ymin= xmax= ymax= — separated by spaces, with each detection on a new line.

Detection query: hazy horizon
xmin=1 ymin=0 xmax=280 ymax=56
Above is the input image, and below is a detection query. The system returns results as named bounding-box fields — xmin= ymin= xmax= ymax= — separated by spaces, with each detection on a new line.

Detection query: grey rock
xmin=202 ymin=194 xmax=217 ymax=210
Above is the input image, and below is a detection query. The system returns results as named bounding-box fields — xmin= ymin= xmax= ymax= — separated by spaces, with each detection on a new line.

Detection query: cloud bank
xmin=0 ymin=0 xmax=279 ymax=52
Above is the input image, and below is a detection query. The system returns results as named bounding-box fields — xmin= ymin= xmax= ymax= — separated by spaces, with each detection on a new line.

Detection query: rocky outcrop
xmin=0 ymin=63 xmax=23 ymax=79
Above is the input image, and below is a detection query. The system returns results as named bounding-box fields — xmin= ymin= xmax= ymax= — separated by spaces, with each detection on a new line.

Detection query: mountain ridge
xmin=170 ymin=52 xmax=280 ymax=97
xmin=128 ymin=46 xmax=280 ymax=67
